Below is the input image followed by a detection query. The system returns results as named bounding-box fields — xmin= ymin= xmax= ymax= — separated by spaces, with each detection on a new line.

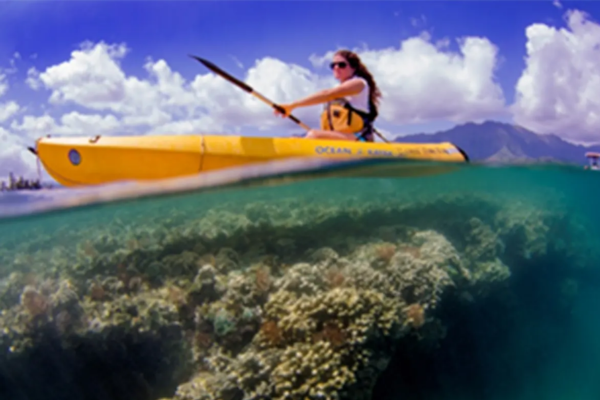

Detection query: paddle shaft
xmin=372 ymin=128 xmax=390 ymax=143
xmin=190 ymin=55 xmax=312 ymax=131
xmin=250 ymin=92 xmax=312 ymax=131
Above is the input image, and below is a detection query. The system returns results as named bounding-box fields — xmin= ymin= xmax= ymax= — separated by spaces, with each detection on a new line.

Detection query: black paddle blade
xmin=189 ymin=54 xmax=253 ymax=93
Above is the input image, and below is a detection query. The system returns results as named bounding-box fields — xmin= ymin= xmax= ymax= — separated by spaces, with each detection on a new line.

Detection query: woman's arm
xmin=290 ymin=77 xmax=366 ymax=109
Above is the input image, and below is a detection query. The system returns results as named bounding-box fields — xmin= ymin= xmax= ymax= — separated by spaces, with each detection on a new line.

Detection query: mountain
xmin=395 ymin=120 xmax=600 ymax=164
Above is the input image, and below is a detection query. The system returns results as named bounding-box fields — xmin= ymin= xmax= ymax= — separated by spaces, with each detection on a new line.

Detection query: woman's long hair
xmin=335 ymin=49 xmax=382 ymax=119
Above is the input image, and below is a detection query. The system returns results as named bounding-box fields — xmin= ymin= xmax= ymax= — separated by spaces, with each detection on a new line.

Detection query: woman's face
xmin=330 ymin=54 xmax=354 ymax=82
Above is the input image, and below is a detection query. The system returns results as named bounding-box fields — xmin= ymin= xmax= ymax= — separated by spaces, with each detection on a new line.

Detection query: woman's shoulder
xmin=349 ymin=76 xmax=368 ymax=85
xmin=345 ymin=76 xmax=368 ymax=91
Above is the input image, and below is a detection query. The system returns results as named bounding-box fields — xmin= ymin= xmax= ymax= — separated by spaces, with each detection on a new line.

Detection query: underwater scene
xmin=0 ymin=159 xmax=599 ymax=400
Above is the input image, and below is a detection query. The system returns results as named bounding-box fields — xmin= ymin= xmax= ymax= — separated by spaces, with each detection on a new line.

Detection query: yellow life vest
xmin=320 ymin=98 xmax=375 ymax=136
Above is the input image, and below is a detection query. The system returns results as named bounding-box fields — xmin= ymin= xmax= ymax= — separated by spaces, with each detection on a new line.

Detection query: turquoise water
xmin=0 ymin=158 xmax=599 ymax=400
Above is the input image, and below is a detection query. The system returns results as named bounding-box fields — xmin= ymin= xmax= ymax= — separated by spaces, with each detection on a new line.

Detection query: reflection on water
xmin=0 ymin=158 xmax=599 ymax=400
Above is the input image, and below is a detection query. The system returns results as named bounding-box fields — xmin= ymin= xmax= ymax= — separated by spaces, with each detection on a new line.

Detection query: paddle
xmin=189 ymin=55 xmax=312 ymax=131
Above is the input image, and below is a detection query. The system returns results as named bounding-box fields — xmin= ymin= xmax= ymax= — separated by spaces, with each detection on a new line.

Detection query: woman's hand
xmin=274 ymin=103 xmax=296 ymax=118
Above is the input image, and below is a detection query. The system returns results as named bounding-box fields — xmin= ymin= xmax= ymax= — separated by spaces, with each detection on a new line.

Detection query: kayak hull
xmin=35 ymin=134 xmax=469 ymax=187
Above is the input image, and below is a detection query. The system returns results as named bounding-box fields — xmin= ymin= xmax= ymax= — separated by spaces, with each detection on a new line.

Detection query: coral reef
xmin=0 ymin=185 xmax=596 ymax=400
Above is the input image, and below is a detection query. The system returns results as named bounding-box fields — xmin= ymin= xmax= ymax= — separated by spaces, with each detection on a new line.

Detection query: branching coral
xmin=270 ymin=340 xmax=361 ymax=400
xmin=273 ymin=263 xmax=329 ymax=296
xmin=233 ymin=287 xmax=405 ymax=399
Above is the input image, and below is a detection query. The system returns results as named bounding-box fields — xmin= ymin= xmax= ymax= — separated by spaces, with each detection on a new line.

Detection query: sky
xmin=1 ymin=0 xmax=600 ymax=179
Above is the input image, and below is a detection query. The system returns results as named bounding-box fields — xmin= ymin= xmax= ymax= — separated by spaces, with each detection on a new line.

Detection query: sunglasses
xmin=329 ymin=61 xmax=348 ymax=69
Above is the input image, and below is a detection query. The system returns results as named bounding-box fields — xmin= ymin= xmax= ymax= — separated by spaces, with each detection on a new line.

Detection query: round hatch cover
xmin=68 ymin=149 xmax=81 ymax=166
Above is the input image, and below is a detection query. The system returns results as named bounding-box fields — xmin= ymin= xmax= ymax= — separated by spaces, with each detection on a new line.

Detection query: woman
xmin=274 ymin=49 xmax=382 ymax=142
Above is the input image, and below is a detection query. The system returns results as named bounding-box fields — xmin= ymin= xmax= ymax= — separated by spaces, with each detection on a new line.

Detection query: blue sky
xmin=0 ymin=0 xmax=574 ymax=105
xmin=1 ymin=0 xmax=600 ymax=178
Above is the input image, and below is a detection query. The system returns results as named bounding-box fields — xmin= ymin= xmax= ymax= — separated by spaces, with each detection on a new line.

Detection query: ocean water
xmin=0 ymin=158 xmax=599 ymax=400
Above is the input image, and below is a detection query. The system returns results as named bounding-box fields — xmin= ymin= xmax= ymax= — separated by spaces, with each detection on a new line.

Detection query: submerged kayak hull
xmin=35 ymin=134 xmax=469 ymax=187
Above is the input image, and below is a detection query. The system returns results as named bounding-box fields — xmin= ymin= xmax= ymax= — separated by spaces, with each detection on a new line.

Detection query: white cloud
xmin=10 ymin=112 xmax=122 ymax=138
xmin=11 ymin=115 xmax=56 ymax=138
xmin=34 ymin=42 xmax=131 ymax=110
xmin=26 ymin=67 xmax=41 ymax=90
xmin=229 ymin=55 xmax=244 ymax=69
xmin=27 ymin=42 xmax=333 ymax=135
xmin=187 ymin=56 xmax=336 ymax=132
xmin=0 ymin=53 xmax=29 ymax=169
xmin=309 ymin=34 xmax=506 ymax=124
xmin=0 ymin=73 xmax=21 ymax=125
xmin=0 ymin=101 xmax=19 ymax=123
xmin=512 ymin=9 xmax=600 ymax=144
xmin=0 ymin=73 xmax=7 ymax=97
xmin=0 ymin=127 xmax=38 ymax=181
xmin=553 ymin=0 xmax=563 ymax=10
xmin=410 ymin=14 xmax=427 ymax=28
xmin=0 ymin=112 xmax=123 ymax=180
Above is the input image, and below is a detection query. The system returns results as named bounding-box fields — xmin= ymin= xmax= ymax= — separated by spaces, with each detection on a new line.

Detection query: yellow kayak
xmin=33 ymin=134 xmax=469 ymax=187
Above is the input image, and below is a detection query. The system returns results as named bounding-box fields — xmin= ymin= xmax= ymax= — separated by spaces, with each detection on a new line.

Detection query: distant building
xmin=0 ymin=171 xmax=52 ymax=191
